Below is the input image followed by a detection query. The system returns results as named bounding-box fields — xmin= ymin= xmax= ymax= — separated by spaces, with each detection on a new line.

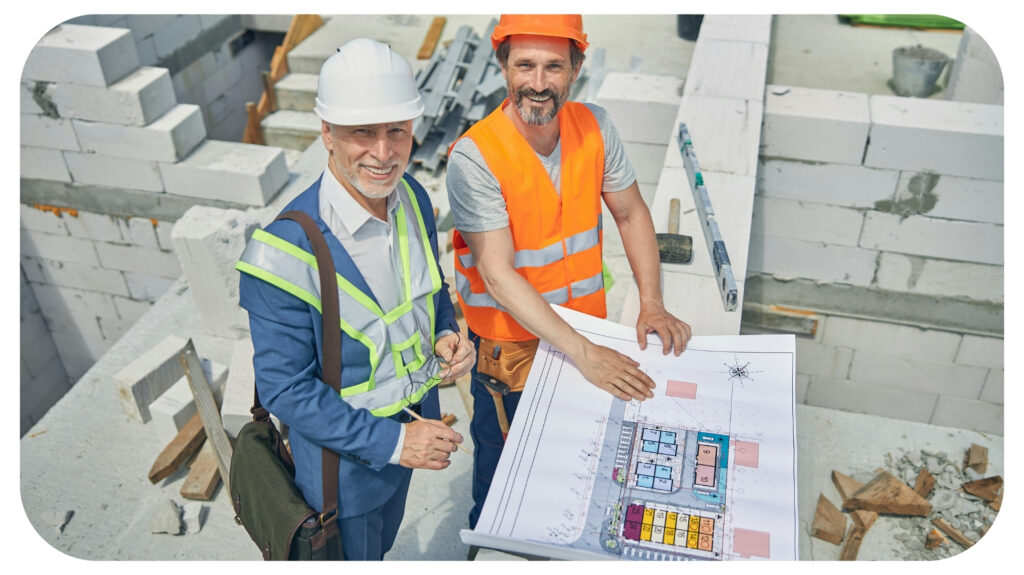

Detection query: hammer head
xmin=656 ymin=233 xmax=693 ymax=264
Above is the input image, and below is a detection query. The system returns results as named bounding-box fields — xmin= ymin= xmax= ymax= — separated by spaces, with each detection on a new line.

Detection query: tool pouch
xmin=475 ymin=337 xmax=540 ymax=393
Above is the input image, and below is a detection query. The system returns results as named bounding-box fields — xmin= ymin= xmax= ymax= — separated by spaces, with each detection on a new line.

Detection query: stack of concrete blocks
xmin=594 ymin=72 xmax=684 ymax=322
xmin=62 ymin=14 xmax=280 ymax=141
xmin=150 ymin=359 xmax=228 ymax=444
xmin=945 ymin=27 xmax=1003 ymax=106
xmin=20 ymin=22 xmax=290 ymax=426
xmin=752 ymin=82 xmax=1003 ymax=435
xmin=619 ymin=15 xmax=771 ymax=335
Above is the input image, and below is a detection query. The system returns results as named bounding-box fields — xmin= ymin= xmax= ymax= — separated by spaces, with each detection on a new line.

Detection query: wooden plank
xmin=831 ymin=470 xmax=878 ymax=530
xmin=810 ymin=493 xmax=846 ymax=545
xmin=962 ymin=476 xmax=1002 ymax=502
xmin=839 ymin=525 xmax=864 ymax=561
xmin=261 ymin=71 xmax=277 ymax=113
xmin=913 ymin=468 xmax=936 ymax=499
xmin=964 ymin=443 xmax=988 ymax=474
xmin=932 ymin=517 xmax=974 ymax=548
xmin=148 ymin=412 xmax=206 ymax=483
xmin=843 ymin=470 xmax=932 ymax=516
xmin=925 ymin=528 xmax=947 ymax=549
xmin=243 ymin=102 xmax=264 ymax=145
xmin=180 ymin=439 xmax=221 ymax=500
xmin=441 ymin=413 xmax=457 ymax=426
xmin=418 ymin=16 xmax=447 ymax=60
xmin=180 ymin=339 xmax=233 ymax=496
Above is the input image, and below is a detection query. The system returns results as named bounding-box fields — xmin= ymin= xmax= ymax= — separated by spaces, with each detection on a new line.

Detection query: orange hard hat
xmin=491 ymin=14 xmax=589 ymax=52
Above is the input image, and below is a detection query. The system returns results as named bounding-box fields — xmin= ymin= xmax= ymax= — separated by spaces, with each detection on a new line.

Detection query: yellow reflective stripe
xmin=391 ymin=332 xmax=425 ymax=379
xmin=236 ymin=259 xmax=379 ymax=395
xmin=236 ymin=260 xmax=322 ymax=312
xmin=397 ymin=202 xmax=412 ymax=302
xmin=403 ymin=178 xmax=442 ymax=348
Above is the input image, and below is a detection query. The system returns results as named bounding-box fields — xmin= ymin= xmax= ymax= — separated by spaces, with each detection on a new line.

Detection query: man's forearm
xmin=616 ymin=202 xmax=665 ymax=309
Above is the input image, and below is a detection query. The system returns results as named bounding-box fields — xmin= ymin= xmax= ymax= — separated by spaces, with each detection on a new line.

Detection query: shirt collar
xmin=320 ymin=168 xmax=400 ymax=236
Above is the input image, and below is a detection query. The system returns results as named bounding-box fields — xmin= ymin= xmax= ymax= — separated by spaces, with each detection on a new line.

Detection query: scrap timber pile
xmin=811 ymin=443 xmax=1002 ymax=560
xmin=410 ymin=19 xmax=504 ymax=172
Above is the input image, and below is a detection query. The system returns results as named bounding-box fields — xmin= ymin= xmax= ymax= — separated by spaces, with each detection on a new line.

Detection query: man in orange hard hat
xmin=446 ymin=14 xmax=692 ymax=530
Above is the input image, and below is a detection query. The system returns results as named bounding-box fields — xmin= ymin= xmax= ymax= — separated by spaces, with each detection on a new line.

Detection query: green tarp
xmin=840 ymin=15 xmax=965 ymax=30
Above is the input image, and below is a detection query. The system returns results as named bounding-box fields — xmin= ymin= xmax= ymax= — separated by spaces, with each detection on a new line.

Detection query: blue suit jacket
xmin=238 ymin=173 xmax=457 ymax=518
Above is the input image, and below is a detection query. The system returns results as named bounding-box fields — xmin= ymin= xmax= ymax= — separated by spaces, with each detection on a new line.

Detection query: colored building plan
xmin=460 ymin=306 xmax=798 ymax=560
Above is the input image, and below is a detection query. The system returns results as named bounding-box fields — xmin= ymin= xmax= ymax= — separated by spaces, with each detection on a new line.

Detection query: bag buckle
xmin=319 ymin=508 xmax=338 ymax=528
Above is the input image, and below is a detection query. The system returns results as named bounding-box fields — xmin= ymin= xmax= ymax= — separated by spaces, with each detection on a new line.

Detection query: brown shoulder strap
xmin=251 ymin=210 xmax=342 ymax=535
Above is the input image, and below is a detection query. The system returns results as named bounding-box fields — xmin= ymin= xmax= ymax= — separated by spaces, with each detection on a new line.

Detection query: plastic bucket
xmin=891 ymin=45 xmax=950 ymax=97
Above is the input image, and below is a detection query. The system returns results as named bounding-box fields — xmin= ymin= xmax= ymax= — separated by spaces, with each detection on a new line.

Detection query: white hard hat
xmin=314 ymin=38 xmax=424 ymax=126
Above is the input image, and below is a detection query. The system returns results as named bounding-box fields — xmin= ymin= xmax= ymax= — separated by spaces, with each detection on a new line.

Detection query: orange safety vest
xmin=450 ymin=99 xmax=606 ymax=341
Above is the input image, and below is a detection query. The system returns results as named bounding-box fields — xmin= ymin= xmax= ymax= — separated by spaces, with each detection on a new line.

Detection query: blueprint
xmin=461 ymin=306 xmax=798 ymax=561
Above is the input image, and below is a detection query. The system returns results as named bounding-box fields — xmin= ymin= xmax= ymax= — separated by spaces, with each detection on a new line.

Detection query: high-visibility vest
xmin=235 ymin=177 xmax=444 ymax=417
xmin=450 ymin=100 xmax=606 ymax=341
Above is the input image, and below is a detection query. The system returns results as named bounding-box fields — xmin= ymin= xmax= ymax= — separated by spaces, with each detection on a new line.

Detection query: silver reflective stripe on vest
xmin=457 ymin=217 xmax=602 ymax=269
xmin=237 ymin=178 xmax=442 ymax=417
xmin=570 ymin=270 xmax=605 ymax=299
xmin=455 ymin=270 xmax=570 ymax=309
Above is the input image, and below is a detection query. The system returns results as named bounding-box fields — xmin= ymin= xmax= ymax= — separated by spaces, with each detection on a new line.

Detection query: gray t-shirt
xmin=447 ymin=103 xmax=637 ymax=233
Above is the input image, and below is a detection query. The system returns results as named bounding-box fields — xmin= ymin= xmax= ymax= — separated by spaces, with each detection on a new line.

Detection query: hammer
xmin=656 ymin=198 xmax=693 ymax=264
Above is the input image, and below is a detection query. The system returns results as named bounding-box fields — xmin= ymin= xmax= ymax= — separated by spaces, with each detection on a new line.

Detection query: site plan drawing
xmin=461 ymin=306 xmax=798 ymax=561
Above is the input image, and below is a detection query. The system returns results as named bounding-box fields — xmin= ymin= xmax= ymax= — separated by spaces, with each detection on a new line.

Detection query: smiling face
xmin=501 ymin=34 xmax=580 ymax=127
xmin=321 ymin=120 xmax=413 ymax=199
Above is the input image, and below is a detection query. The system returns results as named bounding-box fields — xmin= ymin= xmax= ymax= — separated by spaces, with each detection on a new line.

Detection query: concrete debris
xmin=829 ymin=446 xmax=998 ymax=560
xmin=41 ymin=510 xmax=74 ymax=534
xmin=182 ymin=502 xmax=207 ymax=534
xmin=149 ymin=499 xmax=183 ymax=535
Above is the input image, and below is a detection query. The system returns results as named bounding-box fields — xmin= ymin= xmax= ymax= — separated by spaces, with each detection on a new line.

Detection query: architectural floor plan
xmin=461 ymin=306 xmax=798 ymax=560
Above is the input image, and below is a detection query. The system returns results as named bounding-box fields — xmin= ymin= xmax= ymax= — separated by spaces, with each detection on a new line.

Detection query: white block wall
xmin=20 ymin=268 xmax=70 ymax=436
xmin=750 ymin=83 xmax=1004 ymax=435
xmin=20 ymin=19 xmax=290 ymax=414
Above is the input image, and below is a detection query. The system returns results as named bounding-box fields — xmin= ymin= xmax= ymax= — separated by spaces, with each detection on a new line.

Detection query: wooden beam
xmin=839 ymin=525 xmax=864 ymax=561
xmin=962 ymin=476 xmax=1002 ymax=502
xmin=441 ymin=413 xmax=457 ymax=426
xmin=963 ymin=443 xmax=988 ymax=474
xmin=180 ymin=339 xmax=233 ymax=496
xmin=418 ymin=16 xmax=447 ymax=60
xmin=148 ymin=412 xmax=206 ymax=483
xmin=932 ymin=517 xmax=974 ymax=548
xmin=180 ymin=439 xmax=221 ymax=500
xmin=244 ymin=102 xmax=264 ymax=145
xmin=843 ymin=470 xmax=932 ymax=516
xmin=913 ymin=468 xmax=936 ymax=499
xmin=831 ymin=470 xmax=878 ymax=530
xmin=810 ymin=493 xmax=846 ymax=545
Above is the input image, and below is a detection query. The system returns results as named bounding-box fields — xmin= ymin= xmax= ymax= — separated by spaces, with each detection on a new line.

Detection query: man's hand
xmin=434 ymin=332 xmax=475 ymax=383
xmin=636 ymin=301 xmax=691 ymax=356
xmin=398 ymin=419 xmax=465 ymax=470
xmin=573 ymin=340 xmax=655 ymax=402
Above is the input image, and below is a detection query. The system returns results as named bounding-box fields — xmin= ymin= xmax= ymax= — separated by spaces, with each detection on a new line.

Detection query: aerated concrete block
xmin=113 ymin=334 xmax=189 ymax=423
xmin=61 ymin=210 xmax=124 ymax=243
xmin=930 ymin=395 xmax=1002 ymax=435
xmin=756 ymin=159 xmax=899 ymax=209
xmin=21 ymin=146 xmax=72 ymax=182
xmin=747 ymin=235 xmax=877 ymax=287
xmin=673 ymin=94 xmax=762 ymax=177
xmin=795 ymin=339 xmax=853 ymax=379
xmin=21 ymin=114 xmax=80 ymax=151
xmin=274 ymin=72 xmax=317 ymax=111
xmin=821 ymin=316 xmax=961 ymax=363
xmin=622 ymin=142 xmax=668 ymax=185
xmin=51 ymin=66 xmax=177 ymax=126
xmin=95 ymin=243 xmax=181 ymax=278
xmin=150 ymin=359 xmax=227 ymax=444
xmin=874 ymin=253 xmax=1003 ymax=304
xmin=980 ymin=369 xmax=1003 ymax=405
xmin=751 ymin=196 xmax=864 ymax=247
xmin=72 ymin=104 xmax=206 ymax=162
xmin=64 ymin=151 xmax=164 ymax=192
xmin=20 ymin=204 xmax=70 ymax=235
xmin=859 ymin=211 xmax=1003 ymax=266
xmin=21 ymin=228 xmax=99 ymax=266
xmin=159 ymin=140 xmax=289 ymax=206
xmin=596 ymin=72 xmax=684 ymax=145
xmin=864 ymin=96 xmax=1003 ymax=180
xmin=891 ymin=171 xmax=1003 ymax=224
xmin=124 ymin=271 xmax=176 ymax=302
xmin=804 ymin=375 xmax=938 ymax=424
xmin=955 ymin=335 xmax=1003 ymax=369
xmin=221 ymin=337 xmax=278 ymax=439
xmin=171 ymin=206 xmax=261 ymax=339
xmin=23 ymin=24 xmax=139 ymax=87
xmin=28 ymin=257 xmax=130 ymax=297
xmin=685 ymin=39 xmax=768 ymax=101
xmin=761 ymin=85 xmax=870 ymax=165
xmin=848 ymin=349 xmax=988 ymax=399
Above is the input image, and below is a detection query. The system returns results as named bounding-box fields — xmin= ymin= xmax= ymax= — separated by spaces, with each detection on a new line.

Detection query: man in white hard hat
xmin=237 ymin=38 xmax=475 ymax=560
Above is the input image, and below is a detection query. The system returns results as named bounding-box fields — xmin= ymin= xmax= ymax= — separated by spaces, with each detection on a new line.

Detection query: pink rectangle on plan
xmin=734 ymin=441 xmax=760 ymax=468
xmin=666 ymin=380 xmax=697 ymax=399
xmin=733 ymin=528 xmax=771 ymax=558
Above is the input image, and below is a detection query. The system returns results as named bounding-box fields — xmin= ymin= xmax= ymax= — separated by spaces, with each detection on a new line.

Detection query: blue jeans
xmin=467 ymin=329 xmax=523 ymax=530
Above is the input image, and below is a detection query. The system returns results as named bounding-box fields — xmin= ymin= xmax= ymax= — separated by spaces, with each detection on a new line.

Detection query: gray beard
xmin=513 ymin=88 xmax=563 ymax=126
